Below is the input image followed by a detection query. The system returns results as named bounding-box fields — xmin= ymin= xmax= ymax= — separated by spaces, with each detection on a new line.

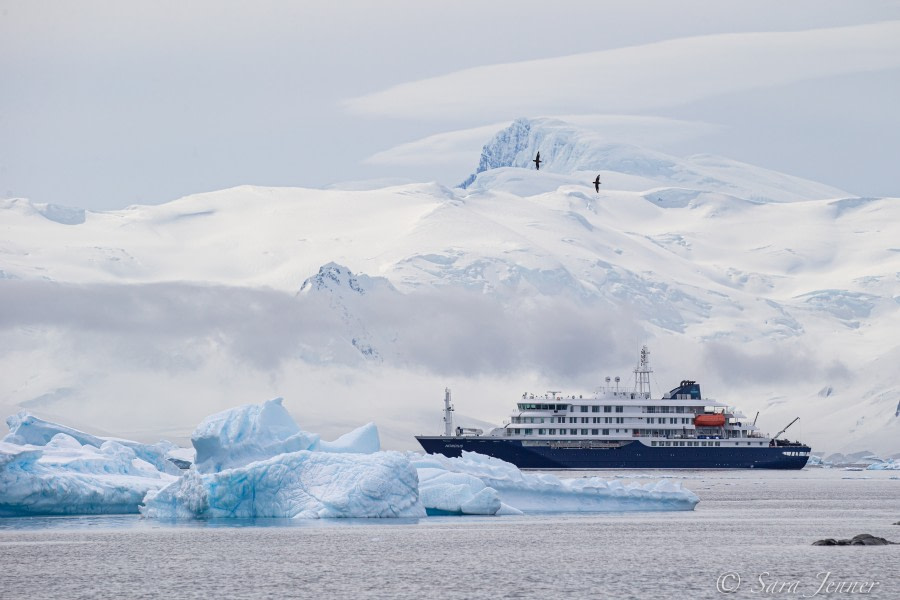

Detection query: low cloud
xmin=0 ymin=279 xmax=640 ymax=381
xmin=700 ymin=341 xmax=849 ymax=385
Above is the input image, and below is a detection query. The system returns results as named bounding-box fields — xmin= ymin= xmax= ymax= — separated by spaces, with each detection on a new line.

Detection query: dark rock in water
xmin=813 ymin=534 xmax=897 ymax=546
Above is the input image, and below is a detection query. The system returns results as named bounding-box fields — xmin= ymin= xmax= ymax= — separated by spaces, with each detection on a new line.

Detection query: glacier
xmin=2 ymin=115 xmax=899 ymax=456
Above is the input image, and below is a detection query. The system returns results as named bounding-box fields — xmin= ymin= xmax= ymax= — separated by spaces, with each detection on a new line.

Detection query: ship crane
xmin=772 ymin=417 xmax=800 ymax=441
xmin=443 ymin=388 xmax=454 ymax=437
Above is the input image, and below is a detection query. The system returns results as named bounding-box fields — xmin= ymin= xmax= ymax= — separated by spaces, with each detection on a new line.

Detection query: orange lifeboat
xmin=694 ymin=413 xmax=726 ymax=427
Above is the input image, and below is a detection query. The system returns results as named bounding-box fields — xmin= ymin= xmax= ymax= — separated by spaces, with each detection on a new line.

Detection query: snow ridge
xmin=461 ymin=117 xmax=847 ymax=203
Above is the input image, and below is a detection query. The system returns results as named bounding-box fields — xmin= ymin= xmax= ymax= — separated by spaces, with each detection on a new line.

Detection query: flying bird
xmin=533 ymin=152 xmax=541 ymax=170
xmin=593 ymin=175 xmax=602 ymax=193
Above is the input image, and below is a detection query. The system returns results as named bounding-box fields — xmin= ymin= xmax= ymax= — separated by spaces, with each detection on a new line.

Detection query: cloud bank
xmin=345 ymin=22 xmax=900 ymax=121
xmin=0 ymin=280 xmax=638 ymax=379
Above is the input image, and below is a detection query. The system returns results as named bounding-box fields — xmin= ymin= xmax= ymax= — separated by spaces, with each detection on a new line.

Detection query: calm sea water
xmin=1 ymin=469 xmax=897 ymax=599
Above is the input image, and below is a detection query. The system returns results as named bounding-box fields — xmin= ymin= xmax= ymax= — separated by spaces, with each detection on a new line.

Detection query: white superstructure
xmin=469 ymin=346 xmax=803 ymax=452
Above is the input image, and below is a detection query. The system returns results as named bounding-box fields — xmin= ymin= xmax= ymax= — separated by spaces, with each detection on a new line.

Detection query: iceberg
xmin=416 ymin=468 xmax=503 ymax=515
xmin=3 ymin=399 xmax=701 ymax=520
xmin=191 ymin=397 xmax=320 ymax=473
xmin=0 ymin=434 xmax=176 ymax=517
xmin=4 ymin=411 xmax=182 ymax=475
xmin=410 ymin=452 xmax=699 ymax=513
xmin=319 ymin=422 xmax=380 ymax=454
xmin=191 ymin=398 xmax=380 ymax=472
xmin=141 ymin=450 xmax=425 ymax=519
xmin=866 ymin=459 xmax=900 ymax=470
xmin=142 ymin=399 xmax=424 ymax=519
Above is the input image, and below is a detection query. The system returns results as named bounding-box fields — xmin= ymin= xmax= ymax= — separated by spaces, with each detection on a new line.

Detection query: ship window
xmin=570 ymin=429 xmax=578 ymax=435
xmin=548 ymin=429 xmax=556 ymax=435
xmin=715 ymin=442 xmax=721 ymax=446
xmin=592 ymin=406 xmax=600 ymax=412
xmin=524 ymin=429 xmax=533 ymax=435
xmin=592 ymin=429 xmax=598 ymax=435
xmin=569 ymin=405 xmax=574 ymax=412
xmin=651 ymin=441 xmax=657 ymax=446
xmin=538 ymin=429 xmax=546 ymax=435
xmin=615 ymin=406 xmax=623 ymax=413
xmin=581 ymin=429 xmax=588 ymax=435
xmin=604 ymin=406 xmax=612 ymax=413
xmin=580 ymin=405 xmax=588 ymax=413
xmin=602 ymin=429 xmax=609 ymax=435
xmin=676 ymin=406 xmax=684 ymax=413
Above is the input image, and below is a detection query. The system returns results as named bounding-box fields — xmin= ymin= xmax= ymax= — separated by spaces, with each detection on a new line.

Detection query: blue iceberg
xmin=142 ymin=450 xmax=424 ymax=519
xmin=142 ymin=398 xmax=423 ymax=519
xmin=2 ymin=399 xmax=701 ymax=519
xmin=191 ymin=398 xmax=320 ymax=473
xmin=0 ymin=434 xmax=177 ymax=517
xmin=4 ymin=411 xmax=182 ymax=475
xmin=411 ymin=452 xmax=700 ymax=513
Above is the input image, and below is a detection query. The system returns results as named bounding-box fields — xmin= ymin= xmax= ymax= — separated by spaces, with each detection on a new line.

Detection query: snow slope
xmin=0 ymin=118 xmax=897 ymax=455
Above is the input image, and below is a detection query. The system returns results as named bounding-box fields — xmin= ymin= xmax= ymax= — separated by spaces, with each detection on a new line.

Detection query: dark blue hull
xmin=416 ymin=437 xmax=810 ymax=469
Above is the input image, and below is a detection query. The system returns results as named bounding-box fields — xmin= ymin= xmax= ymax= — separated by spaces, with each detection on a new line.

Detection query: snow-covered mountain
xmin=1 ymin=118 xmax=897 ymax=455
xmin=461 ymin=117 xmax=848 ymax=203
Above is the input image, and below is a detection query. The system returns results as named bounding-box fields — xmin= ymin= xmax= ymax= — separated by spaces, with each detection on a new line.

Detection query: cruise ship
xmin=416 ymin=347 xmax=810 ymax=469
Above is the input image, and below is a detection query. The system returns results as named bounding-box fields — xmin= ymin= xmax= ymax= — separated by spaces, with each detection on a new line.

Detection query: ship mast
xmin=443 ymin=388 xmax=454 ymax=436
xmin=633 ymin=345 xmax=652 ymax=398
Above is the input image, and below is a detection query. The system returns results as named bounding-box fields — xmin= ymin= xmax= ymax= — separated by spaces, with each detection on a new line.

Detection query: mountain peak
xmin=298 ymin=262 xmax=398 ymax=298
xmin=299 ymin=262 xmax=365 ymax=295
xmin=460 ymin=117 xmax=848 ymax=203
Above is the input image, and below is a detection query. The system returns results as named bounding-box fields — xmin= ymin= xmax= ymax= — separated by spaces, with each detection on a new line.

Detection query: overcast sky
xmin=2 ymin=1 xmax=899 ymax=210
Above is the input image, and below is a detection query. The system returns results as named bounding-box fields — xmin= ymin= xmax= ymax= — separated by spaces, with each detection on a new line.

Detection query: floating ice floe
xmin=410 ymin=452 xmax=700 ymax=514
xmin=0 ymin=434 xmax=177 ymax=517
xmin=866 ymin=459 xmax=900 ymax=470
